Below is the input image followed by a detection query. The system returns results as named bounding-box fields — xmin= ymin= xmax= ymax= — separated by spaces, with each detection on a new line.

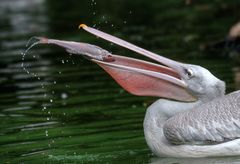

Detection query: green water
xmin=0 ymin=0 xmax=240 ymax=163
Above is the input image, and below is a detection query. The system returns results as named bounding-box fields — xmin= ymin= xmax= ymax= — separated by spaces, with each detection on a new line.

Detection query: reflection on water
xmin=0 ymin=0 xmax=48 ymax=35
xmin=1 ymin=0 xmax=240 ymax=163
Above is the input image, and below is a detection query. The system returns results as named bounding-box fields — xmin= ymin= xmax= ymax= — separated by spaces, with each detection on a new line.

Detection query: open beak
xmin=34 ymin=25 xmax=197 ymax=102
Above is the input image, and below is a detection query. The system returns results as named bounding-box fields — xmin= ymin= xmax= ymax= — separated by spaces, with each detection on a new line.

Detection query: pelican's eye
xmin=184 ymin=69 xmax=194 ymax=79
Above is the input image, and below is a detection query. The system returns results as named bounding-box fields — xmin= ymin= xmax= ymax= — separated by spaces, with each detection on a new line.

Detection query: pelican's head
xmin=171 ymin=64 xmax=226 ymax=102
xmin=77 ymin=24 xmax=226 ymax=103
xmin=32 ymin=24 xmax=226 ymax=103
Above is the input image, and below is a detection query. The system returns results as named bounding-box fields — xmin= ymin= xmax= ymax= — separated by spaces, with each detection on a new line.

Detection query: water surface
xmin=0 ymin=0 xmax=240 ymax=163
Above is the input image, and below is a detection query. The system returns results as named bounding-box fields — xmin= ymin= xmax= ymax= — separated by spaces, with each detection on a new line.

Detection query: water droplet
xmin=42 ymin=106 xmax=47 ymax=111
xmin=132 ymin=104 xmax=137 ymax=108
xmin=143 ymin=102 xmax=148 ymax=107
xmin=61 ymin=93 xmax=68 ymax=99
xmin=119 ymin=89 xmax=125 ymax=94
xmin=43 ymin=106 xmax=47 ymax=109
xmin=65 ymin=85 xmax=70 ymax=88
xmin=91 ymin=0 xmax=97 ymax=5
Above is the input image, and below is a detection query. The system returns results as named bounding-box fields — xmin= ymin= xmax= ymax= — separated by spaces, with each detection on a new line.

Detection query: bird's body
xmin=144 ymin=90 xmax=240 ymax=157
xmin=31 ymin=24 xmax=240 ymax=157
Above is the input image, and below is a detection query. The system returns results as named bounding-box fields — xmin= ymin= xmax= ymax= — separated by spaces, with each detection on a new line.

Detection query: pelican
xmin=31 ymin=24 xmax=240 ymax=158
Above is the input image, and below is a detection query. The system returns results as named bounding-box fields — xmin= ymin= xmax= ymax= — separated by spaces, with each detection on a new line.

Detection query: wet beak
xmin=78 ymin=24 xmax=197 ymax=101
xmin=31 ymin=25 xmax=197 ymax=102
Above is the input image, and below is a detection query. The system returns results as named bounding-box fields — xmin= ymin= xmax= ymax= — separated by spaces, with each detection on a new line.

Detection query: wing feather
xmin=163 ymin=90 xmax=240 ymax=144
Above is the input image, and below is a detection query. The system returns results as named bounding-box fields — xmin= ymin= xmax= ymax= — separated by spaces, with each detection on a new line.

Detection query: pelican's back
xmin=163 ymin=90 xmax=240 ymax=145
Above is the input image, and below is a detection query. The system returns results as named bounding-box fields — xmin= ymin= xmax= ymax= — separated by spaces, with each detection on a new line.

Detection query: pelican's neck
xmin=145 ymin=99 xmax=202 ymax=128
xmin=143 ymin=99 xmax=202 ymax=156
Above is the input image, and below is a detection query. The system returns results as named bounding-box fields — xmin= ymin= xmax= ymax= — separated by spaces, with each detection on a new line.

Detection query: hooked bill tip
xmin=35 ymin=37 xmax=49 ymax=44
xmin=26 ymin=36 xmax=48 ymax=47
xmin=78 ymin=24 xmax=88 ymax=29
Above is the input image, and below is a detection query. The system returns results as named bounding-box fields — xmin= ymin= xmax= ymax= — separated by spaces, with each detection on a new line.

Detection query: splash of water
xmin=91 ymin=0 xmax=97 ymax=6
xmin=24 ymin=38 xmax=41 ymax=54
xmin=21 ymin=37 xmax=41 ymax=77
xmin=23 ymin=38 xmax=52 ymax=123
xmin=25 ymin=36 xmax=40 ymax=47
xmin=23 ymin=38 xmax=62 ymax=141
